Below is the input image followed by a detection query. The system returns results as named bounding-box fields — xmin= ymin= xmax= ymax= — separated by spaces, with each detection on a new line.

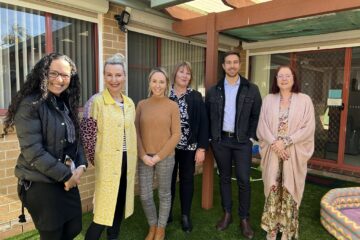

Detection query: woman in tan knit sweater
xmin=135 ymin=67 xmax=181 ymax=240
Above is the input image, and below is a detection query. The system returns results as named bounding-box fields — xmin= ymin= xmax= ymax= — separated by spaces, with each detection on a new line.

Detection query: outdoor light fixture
xmin=114 ymin=10 xmax=130 ymax=33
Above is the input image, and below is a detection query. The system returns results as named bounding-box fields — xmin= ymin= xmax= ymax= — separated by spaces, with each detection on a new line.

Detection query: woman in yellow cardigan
xmin=81 ymin=53 xmax=137 ymax=240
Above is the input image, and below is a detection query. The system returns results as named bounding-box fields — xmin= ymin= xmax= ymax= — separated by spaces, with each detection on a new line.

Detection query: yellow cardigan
xmin=82 ymin=89 xmax=137 ymax=226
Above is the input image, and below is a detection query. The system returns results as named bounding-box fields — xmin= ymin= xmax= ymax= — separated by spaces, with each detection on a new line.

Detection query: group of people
xmin=3 ymin=50 xmax=315 ymax=240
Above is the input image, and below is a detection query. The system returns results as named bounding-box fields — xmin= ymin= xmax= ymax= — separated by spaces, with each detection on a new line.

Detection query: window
xmin=0 ymin=3 xmax=97 ymax=109
xmin=52 ymin=15 xmax=96 ymax=104
xmin=128 ymin=31 xmax=206 ymax=104
xmin=0 ymin=3 xmax=45 ymax=109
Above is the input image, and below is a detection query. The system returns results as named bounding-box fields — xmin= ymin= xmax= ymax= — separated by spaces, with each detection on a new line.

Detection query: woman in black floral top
xmin=168 ymin=61 xmax=209 ymax=232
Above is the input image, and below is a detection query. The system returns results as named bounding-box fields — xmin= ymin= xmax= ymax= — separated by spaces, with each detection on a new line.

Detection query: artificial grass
xmin=7 ymin=168 xmax=357 ymax=240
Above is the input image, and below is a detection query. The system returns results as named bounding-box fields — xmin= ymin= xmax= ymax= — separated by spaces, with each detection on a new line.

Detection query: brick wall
xmin=102 ymin=3 xmax=126 ymax=62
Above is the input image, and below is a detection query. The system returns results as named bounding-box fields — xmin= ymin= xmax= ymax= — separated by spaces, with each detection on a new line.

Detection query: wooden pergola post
xmin=202 ymin=13 xmax=218 ymax=210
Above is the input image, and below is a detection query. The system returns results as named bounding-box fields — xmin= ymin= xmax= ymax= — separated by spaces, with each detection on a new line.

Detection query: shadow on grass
xmin=7 ymin=169 xmax=356 ymax=240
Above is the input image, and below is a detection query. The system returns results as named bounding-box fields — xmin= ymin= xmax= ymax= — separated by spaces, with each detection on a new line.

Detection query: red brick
xmin=103 ymin=26 xmax=112 ymax=34
xmin=0 ymin=205 xmax=9 ymax=214
xmin=5 ymin=149 xmax=20 ymax=159
xmin=0 ymin=187 xmax=7 ymax=195
xmin=5 ymin=168 xmax=15 ymax=177
xmin=0 ymin=176 xmax=17 ymax=186
xmin=103 ymin=33 xmax=118 ymax=41
xmin=0 ymin=210 xmax=19 ymax=222
xmin=0 ymin=159 xmax=16 ymax=168
xmin=0 ymin=141 xmax=19 ymax=151
xmin=0 ymin=224 xmax=22 ymax=239
xmin=103 ymin=40 xmax=113 ymax=48
xmin=22 ymin=221 xmax=35 ymax=232
xmin=0 ymin=151 xmax=5 ymax=160
xmin=4 ymin=134 xmax=18 ymax=141
xmin=103 ymin=18 xmax=117 ymax=28
xmin=0 ymin=169 xmax=5 ymax=178
xmin=9 ymin=202 xmax=21 ymax=212
xmin=0 ymin=194 xmax=18 ymax=205
xmin=7 ymin=185 xmax=17 ymax=195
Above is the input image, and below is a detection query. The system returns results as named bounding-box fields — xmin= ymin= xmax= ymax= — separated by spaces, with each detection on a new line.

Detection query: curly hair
xmin=3 ymin=53 xmax=81 ymax=136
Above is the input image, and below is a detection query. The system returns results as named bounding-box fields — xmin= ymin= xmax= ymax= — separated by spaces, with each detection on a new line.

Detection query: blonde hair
xmin=104 ymin=53 xmax=126 ymax=75
xmin=172 ymin=61 xmax=193 ymax=87
xmin=147 ymin=67 xmax=170 ymax=97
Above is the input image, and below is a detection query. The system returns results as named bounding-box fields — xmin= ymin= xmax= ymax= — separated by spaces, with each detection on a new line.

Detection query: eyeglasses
xmin=277 ymin=74 xmax=293 ymax=79
xmin=48 ymin=70 xmax=71 ymax=80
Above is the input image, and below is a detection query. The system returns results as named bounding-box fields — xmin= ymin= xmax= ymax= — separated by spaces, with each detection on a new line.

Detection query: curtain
xmin=161 ymin=39 xmax=205 ymax=95
xmin=52 ymin=14 xmax=96 ymax=105
xmin=128 ymin=31 xmax=157 ymax=105
xmin=0 ymin=3 xmax=45 ymax=108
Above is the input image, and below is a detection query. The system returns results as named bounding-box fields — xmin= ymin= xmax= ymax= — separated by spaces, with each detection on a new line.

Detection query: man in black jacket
xmin=205 ymin=51 xmax=262 ymax=239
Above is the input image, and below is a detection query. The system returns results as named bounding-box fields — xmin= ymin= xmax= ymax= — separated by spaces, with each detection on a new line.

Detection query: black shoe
xmin=181 ymin=215 xmax=193 ymax=233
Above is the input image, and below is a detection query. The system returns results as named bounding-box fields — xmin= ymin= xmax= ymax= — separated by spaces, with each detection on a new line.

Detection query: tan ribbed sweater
xmin=135 ymin=95 xmax=181 ymax=161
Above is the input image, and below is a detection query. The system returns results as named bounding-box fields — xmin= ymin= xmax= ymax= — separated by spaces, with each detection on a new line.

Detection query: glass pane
xmin=0 ymin=3 xmax=45 ymax=108
xmin=250 ymin=53 xmax=290 ymax=98
xmin=128 ymin=31 xmax=157 ymax=105
xmin=161 ymin=39 xmax=205 ymax=95
xmin=344 ymin=47 xmax=360 ymax=167
xmin=295 ymin=50 xmax=345 ymax=161
xmin=52 ymin=15 xmax=96 ymax=105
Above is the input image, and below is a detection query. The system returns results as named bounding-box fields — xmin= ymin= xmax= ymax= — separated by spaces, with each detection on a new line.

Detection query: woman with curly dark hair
xmin=3 ymin=53 xmax=87 ymax=240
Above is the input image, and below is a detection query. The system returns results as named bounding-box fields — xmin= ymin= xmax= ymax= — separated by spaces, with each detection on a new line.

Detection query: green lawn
xmin=7 ymin=168 xmax=357 ymax=240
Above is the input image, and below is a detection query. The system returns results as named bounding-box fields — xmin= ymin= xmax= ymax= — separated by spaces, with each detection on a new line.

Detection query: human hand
xmin=195 ymin=149 xmax=205 ymax=164
xmin=278 ymin=149 xmax=289 ymax=161
xmin=151 ymin=155 xmax=161 ymax=164
xmin=142 ymin=155 xmax=155 ymax=167
xmin=271 ymin=140 xmax=285 ymax=153
xmin=64 ymin=174 xmax=78 ymax=191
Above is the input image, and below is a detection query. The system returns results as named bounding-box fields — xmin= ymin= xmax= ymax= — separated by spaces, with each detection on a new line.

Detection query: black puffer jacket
xmin=205 ymin=76 xmax=262 ymax=143
xmin=14 ymin=94 xmax=87 ymax=183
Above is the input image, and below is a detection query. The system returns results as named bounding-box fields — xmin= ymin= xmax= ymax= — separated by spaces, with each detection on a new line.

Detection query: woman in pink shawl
xmin=257 ymin=65 xmax=315 ymax=240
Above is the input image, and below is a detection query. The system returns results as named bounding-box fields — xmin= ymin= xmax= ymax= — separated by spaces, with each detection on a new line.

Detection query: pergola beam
xmin=221 ymin=0 xmax=255 ymax=9
xmin=151 ymin=0 xmax=193 ymax=9
xmin=164 ymin=6 xmax=203 ymax=20
xmin=173 ymin=0 xmax=360 ymax=36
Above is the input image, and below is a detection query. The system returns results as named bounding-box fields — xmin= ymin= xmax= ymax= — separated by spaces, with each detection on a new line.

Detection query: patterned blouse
xmin=169 ymin=87 xmax=197 ymax=151
xmin=277 ymin=108 xmax=293 ymax=147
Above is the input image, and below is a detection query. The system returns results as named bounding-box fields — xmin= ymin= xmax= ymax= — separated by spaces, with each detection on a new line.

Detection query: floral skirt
xmin=261 ymin=160 xmax=299 ymax=239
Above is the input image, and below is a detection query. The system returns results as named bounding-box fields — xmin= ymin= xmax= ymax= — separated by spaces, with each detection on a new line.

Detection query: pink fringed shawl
xmin=256 ymin=93 xmax=315 ymax=206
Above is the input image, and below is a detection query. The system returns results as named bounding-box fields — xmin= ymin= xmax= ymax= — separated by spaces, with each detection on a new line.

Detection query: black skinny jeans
xmin=85 ymin=153 xmax=127 ymax=240
xmin=170 ymin=149 xmax=196 ymax=217
xmin=38 ymin=215 xmax=82 ymax=240
xmin=211 ymin=136 xmax=252 ymax=219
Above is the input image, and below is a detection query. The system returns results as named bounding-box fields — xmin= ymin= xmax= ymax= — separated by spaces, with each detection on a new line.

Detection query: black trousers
xmin=170 ymin=149 xmax=196 ymax=217
xmin=38 ymin=215 xmax=82 ymax=240
xmin=211 ymin=136 xmax=252 ymax=219
xmin=85 ymin=153 xmax=128 ymax=240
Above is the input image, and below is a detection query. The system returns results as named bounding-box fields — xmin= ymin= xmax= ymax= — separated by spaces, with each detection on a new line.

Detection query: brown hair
xmin=271 ymin=65 xmax=300 ymax=94
xmin=222 ymin=51 xmax=240 ymax=63
xmin=172 ymin=61 xmax=193 ymax=87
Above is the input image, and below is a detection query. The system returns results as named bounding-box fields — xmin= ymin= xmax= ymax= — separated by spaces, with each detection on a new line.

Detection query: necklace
xmin=280 ymin=93 xmax=292 ymax=103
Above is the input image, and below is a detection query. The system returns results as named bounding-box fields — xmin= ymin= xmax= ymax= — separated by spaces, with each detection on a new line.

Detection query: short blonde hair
xmin=104 ymin=53 xmax=126 ymax=75
xmin=172 ymin=61 xmax=193 ymax=87
xmin=147 ymin=67 xmax=170 ymax=97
